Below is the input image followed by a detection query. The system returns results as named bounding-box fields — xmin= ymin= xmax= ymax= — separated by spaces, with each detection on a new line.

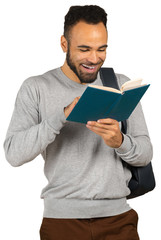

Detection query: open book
xmin=66 ymin=79 xmax=150 ymax=124
xmin=89 ymin=78 xmax=144 ymax=93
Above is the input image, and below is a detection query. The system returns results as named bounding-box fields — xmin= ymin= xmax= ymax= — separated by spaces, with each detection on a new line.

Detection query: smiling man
xmin=61 ymin=20 xmax=108 ymax=84
xmin=4 ymin=5 xmax=152 ymax=240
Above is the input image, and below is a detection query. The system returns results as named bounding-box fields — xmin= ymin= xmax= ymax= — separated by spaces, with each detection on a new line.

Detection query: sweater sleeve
xmin=3 ymin=78 xmax=66 ymax=167
xmin=114 ymin=74 xmax=153 ymax=167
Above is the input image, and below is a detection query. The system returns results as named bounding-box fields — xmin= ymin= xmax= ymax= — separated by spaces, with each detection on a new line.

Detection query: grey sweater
xmin=4 ymin=68 xmax=153 ymax=218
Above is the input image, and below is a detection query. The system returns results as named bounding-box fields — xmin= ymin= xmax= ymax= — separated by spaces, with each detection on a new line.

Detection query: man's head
xmin=63 ymin=5 xmax=107 ymax=41
xmin=61 ymin=5 xmax=108 ymax=84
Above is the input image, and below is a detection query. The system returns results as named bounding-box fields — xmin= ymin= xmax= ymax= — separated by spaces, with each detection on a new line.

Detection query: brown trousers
xmin=40 ymin=209 xmax=139 ymax=240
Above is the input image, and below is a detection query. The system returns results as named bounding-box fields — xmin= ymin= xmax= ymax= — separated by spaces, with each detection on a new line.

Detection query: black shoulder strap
xmin=100 ymin=68 xmax=120 ymax=89
xmin=99 ymin=68 xmax=127 ymax=134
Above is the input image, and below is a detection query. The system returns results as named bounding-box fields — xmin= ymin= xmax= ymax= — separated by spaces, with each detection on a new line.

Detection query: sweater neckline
xmin=57 ymin=67 xmax=101 ymax=89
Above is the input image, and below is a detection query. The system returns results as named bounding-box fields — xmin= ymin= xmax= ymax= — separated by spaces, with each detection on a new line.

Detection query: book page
xmin=88 ymin=84 xmax=121 ymax=94
xmin=121 ymin=79 xmax=143 ymax=92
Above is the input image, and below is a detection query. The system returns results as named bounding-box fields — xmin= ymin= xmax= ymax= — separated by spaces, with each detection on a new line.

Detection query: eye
xmin=98 ymin=48 xmax=106 ymax=52
xmin=79 ymin=49 xmax=89 ymax=52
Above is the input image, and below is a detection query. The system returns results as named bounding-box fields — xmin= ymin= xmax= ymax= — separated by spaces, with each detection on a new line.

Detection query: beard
xmin=66 ymin=49 xmax=104 ymax=84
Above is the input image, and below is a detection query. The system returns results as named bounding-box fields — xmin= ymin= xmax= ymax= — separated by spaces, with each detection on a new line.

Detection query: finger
xmin=73 ymin=96 xmax=80 ymax=104
xmin=86 ymin=124 xmax=106 ymax=136
xmin=87 ymin=121 xmax=113 ymax=131
xmin=65 ymin=97 xmax=80 ymax=118
xmin=97 ymin=118 xmax=118 ymax=125
xmin=70 ymin=97 xmax=80 ymax=108
xmin=86 ymin=124 xmax=110 ymax=134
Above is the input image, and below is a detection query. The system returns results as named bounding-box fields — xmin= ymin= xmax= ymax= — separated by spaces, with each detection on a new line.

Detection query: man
xmin=4 ymin=5 xmax=152 ymax=240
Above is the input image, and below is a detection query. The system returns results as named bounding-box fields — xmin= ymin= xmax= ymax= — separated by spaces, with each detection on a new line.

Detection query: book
xmin=66 ymin=79 xmax=150 ymax=124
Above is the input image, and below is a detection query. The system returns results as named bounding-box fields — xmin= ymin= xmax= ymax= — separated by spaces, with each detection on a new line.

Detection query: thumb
xmin=64 ymin=97 xmax=80 ymax=118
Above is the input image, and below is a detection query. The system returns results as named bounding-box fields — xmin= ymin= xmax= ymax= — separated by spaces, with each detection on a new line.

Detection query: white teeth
xmin=82 ymin=64 xmax=95 ymax=69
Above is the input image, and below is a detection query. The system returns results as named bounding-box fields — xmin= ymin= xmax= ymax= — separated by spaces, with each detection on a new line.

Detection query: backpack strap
xmin=99 ymin=68 xmax=127 ymax=134
xmin=100 ymin=68 xmax=120 ymax=89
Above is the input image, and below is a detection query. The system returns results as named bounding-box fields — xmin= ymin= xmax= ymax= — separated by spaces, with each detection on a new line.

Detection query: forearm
xmin=115 ymin=133 xmax=153 ymax=166
xmin=4 ymin=110 xmax=66 ymax=167
xmin=115 ymin=101 xmax=153 ymax=166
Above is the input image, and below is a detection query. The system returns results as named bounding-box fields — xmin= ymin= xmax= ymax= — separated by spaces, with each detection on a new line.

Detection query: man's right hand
xmin=64 ymin=97 xmax=80 ymax=118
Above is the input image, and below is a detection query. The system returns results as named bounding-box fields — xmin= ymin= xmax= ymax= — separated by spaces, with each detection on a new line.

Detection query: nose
xmin=87 ymin=51 xmax=99 ymax=64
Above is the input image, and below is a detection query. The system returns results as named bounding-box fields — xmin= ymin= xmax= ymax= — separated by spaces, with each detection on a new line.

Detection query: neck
xmin=61 ymin=61 xmax=84 ymax=84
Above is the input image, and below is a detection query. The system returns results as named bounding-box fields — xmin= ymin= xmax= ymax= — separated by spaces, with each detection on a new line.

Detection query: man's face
xmin=65 ymin=21 xmax=108 ymax=84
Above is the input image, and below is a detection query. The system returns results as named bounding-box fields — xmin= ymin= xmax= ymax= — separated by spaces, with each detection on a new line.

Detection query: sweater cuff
xmin=115 ymin=134 xmax=133 ymax=155
xmin=46 ymin=107 xmax=67 ymax=134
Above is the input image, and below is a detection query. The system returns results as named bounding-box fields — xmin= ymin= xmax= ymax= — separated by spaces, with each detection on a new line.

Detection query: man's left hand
xmin=86 ymin=118 xmax=123 ymax=148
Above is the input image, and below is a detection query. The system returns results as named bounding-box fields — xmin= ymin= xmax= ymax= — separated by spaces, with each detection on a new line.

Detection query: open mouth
xmin=81 ymin=64 xmax=98 ymax=73
xmin=82 ymin=64 xmax=96 ymax=70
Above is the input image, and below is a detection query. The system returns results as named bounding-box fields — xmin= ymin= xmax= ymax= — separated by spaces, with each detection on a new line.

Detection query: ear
xmin=61 ymin=35 xmax=68 ymax=53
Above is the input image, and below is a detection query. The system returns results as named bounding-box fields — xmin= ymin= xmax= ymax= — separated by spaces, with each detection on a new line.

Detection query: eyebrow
xmin=77 ymin=44 xmax=108 ymax=49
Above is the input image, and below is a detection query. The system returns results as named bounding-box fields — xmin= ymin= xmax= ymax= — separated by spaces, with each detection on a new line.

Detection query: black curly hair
xmin=64 ymin=5 xmax=107 ymax=40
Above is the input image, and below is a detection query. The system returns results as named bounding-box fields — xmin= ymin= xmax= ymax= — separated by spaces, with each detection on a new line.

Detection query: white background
xmin=0 ymin=0 xmax=160 ymax=239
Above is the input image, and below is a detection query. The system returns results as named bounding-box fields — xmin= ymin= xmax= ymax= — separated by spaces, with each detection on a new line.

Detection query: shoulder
xmin=20 ymin=68 xmax=60 ymax=94
xmin=22 ymin=68 xmax=58 ymax=87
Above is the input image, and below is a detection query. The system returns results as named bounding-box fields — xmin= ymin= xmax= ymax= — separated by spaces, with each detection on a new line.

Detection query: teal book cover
xmin=66 ymin=84 xmax=150 ymax=124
